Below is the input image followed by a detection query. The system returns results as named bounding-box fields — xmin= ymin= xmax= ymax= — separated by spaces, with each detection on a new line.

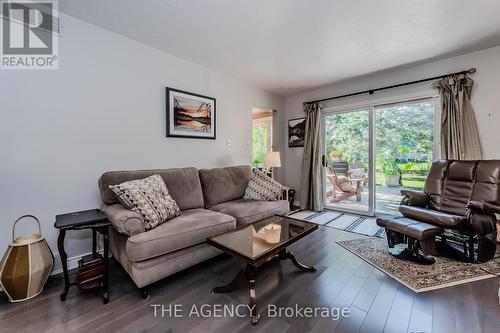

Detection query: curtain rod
xmin=303 ymin=67 xmax=477 ymax=105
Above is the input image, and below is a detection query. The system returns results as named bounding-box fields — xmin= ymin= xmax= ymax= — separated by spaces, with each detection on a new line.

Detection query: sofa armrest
xmin=467 ymin=200 xmax=500 ymax=215
xmin=101 ymin=203 xmax=144 ymax=237
xmin=400 ymin=189 xmax=429 ymax=207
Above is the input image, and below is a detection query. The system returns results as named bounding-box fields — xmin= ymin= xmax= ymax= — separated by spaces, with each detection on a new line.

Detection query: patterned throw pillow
xmin=243 ymin=169 xmax=284 ymax=201
xmin=109 ymin=174 xmax=181 ymax=231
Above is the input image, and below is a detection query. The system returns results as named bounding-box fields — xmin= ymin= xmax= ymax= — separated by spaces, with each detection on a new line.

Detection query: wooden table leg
xmin=212 ymin=264 xmax=259 ymax=325
xmin=57 ymin=229 xmax=69 ymax=301
xmin=246 ymin=264 xmax=258 ymax=325
xmin=356 ymin=180 xmax=362 ymax=201
xmin=102 ymin=226 xmax=109 ymax=304
xmin=279 ymin=249 xmax=316 ymax=272
xmin=92 ymin=228 xmax=97 ymax=257
xmin=212 ymin=270 xmax=246 ymax=293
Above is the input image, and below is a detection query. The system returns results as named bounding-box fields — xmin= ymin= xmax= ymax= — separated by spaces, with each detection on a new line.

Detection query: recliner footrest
xmin=377 ymin=217 xmax=444 ymax=261
xmin=377 ymin=217 xmax=443 ymax=241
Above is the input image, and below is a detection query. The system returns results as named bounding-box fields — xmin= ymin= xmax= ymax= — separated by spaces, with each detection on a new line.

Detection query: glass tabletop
xmin=208 ymin=215 xmax=318 ymax=260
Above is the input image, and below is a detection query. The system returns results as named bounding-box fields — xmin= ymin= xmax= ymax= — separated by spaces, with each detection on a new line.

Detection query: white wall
xmin=284 ymin=46 xmax=500 ymax=203
xmin=0 ymin=14 xmax=284 ymax=270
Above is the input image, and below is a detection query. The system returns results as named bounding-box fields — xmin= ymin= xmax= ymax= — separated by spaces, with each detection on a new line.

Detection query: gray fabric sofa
xmin=98 ymin=165 xmax=289 ymax=292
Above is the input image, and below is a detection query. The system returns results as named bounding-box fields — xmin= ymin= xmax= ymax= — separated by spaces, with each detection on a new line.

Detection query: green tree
xmin=325 ymin=102 xmax=434 ymax=175
xmin=252 ymin=125 xmax=268 ymax=166
xmin=376 ymin=102 xmax=433 ymax=172
xmin=325 ymin=110 xmax=369 ymax=166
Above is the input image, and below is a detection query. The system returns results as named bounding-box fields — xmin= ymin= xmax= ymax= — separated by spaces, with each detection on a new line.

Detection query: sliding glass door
xmin=323 ymin=109 xmax=374 ymax=215
xmin=374 ymin=99 xmax=436 ymax=215
xmin=323 ymin=98 xmax=437 ymax=216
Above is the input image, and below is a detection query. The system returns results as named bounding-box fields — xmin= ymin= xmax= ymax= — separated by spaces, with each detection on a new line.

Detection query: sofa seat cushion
xmin=210 ymin=199 xmax=289 ymax=226
xmin=399 ymin=205 xmax=465 ymax=228
xmin=126 ymin=209 xmax=236 ymax=261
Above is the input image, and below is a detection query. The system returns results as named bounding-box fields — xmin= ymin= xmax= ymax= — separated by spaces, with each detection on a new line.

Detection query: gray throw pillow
xmin=243 ymin=169 xmax=284 ymax=201
xmin=109 ymin=174 xmax=180 ymax=231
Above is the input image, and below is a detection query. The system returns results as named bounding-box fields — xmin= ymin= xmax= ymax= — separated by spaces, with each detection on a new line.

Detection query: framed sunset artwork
xmin=166 ymin=87 xmax=216 ymax=139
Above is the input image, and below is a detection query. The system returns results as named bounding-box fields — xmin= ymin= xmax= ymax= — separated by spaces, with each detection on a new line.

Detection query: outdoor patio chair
xmin=348 ymin=161 xmax=368 ymax=185
xmin=327 ymin=167 xmax=358 ymax=202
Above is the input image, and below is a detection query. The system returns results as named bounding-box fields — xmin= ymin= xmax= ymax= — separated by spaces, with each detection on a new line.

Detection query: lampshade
xmin=264 ymin=151 xmax=281 ymax=168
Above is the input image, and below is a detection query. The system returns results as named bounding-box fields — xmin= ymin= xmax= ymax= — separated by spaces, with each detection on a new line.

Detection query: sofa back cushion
xmin=424 ymin=160 xmax=500 ymax=216
xmin=99 ymin=167 xmax=204 ymax=211
xmin=199 ymin=165 xmax=252 ymax=208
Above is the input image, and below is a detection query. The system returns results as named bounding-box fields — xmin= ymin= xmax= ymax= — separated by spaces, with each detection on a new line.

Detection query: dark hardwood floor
xmin=1 ymin=226 xmax=498 ymax=333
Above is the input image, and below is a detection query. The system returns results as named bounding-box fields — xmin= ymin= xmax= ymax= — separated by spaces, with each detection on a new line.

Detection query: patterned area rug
xmin=337 ymin=237 xmax=500 ymax=292
xmin=288 ymin=210 xmax=384 ymax=237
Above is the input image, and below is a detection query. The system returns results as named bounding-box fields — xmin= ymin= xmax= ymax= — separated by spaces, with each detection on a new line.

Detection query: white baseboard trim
xmin=51 ymin=251 xmax=91 ymax=276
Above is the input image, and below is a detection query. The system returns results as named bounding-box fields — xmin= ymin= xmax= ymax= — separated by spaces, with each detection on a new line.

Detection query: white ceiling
xmin=60 ymin=0 xmax=500 ymax=95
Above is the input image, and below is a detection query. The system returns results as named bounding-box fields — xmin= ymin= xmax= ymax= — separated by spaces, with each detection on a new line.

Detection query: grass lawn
xmin=375 ymin=173 xmax=426 ymax=190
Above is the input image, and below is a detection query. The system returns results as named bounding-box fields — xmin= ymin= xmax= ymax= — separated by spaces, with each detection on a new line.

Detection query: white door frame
xmin=320 ymin=91 xmax=439 ymax=217
xmin=322 ymin=107 xmax=375 ymax=216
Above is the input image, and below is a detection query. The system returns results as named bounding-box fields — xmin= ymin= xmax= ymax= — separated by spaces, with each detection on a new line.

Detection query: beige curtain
xmin=300 ymin=103 xmax=324 ymax=211
xmin=433 ymin=74 xmax=483 ymax=160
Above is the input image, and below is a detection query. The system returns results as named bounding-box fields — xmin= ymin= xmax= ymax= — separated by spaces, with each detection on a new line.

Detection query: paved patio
xmin=325 ymin=183 xmax=404 ymax=216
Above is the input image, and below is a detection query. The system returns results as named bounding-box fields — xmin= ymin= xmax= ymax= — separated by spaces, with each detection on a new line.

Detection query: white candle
xmin=264 ymin=223 xmax=281 ymax=243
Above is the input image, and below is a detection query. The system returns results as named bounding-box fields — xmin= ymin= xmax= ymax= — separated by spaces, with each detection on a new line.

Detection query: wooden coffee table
xmin=207 ymin=215 xmax=318 ymax=325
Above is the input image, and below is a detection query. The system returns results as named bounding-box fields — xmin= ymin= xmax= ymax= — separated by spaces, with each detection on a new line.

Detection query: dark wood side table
xmin=54 ymin=209 xmax=110 ymax=304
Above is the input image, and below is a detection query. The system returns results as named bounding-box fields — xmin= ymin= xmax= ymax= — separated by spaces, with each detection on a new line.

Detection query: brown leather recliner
xmin=400 ymin=159 xmax=499 ymax=262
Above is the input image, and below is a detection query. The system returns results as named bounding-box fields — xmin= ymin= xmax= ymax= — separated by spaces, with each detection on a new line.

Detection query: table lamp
xmin=264 ymin=151 xmax=281 ymax=179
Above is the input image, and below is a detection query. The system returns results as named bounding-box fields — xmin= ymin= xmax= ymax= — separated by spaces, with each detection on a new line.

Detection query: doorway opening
xmin=252 ymin=108 xmax=274 ymax=168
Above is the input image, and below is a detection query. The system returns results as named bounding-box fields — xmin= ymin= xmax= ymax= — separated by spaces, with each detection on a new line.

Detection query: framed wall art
xmin=288 ymin=117 xmax=306 ymax=147
xmin=166 ymin=87 xmax=216 ymax=139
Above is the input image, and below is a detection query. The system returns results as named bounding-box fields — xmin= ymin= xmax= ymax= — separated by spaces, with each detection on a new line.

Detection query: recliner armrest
xmin=101 ymin=203 xmax=144 ymax=237
xmin=466 ymin=200 xmax=498 ymax=262
xmin=467 ymin=200 xmax=500 ymax=215
xmin=400 ymin=189 xmax=429 ymax=207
